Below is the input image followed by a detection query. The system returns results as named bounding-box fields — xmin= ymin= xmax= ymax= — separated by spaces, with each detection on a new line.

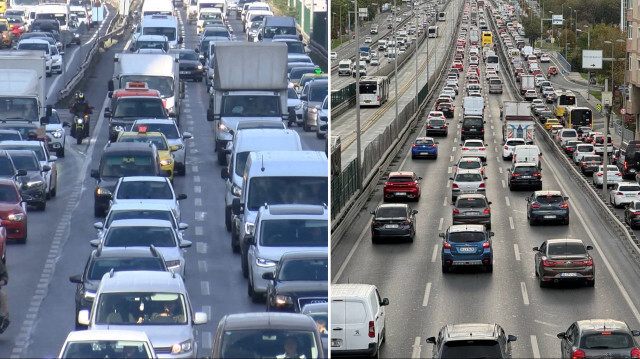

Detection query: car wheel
xmin=529 ymin=217 xmax=535 ymax=225
xmin=217 ymin=150 xmax=227 ymax=166
xmin=539 ymin=277 xmax=548 ymax=288
xmin=225 ymin=207 xmax=232 ymax=232
xmin=586 ymin=279 xmax=595 ymax=287
xmin=38 ymin=201 xmax=46 ymax=211
xmin=372 ymin=235 xmax=378 ymax=244
xmin=18 ymin=226 xmax=27 ymax=244
xmin=411 ymin=155 xmax=415 ymax=159
xmin=563 ymin=216 xmax=570 ymax=225
xmin=231 ymin=227 xmax=240 ymax=253
xmin=485 ymin=264 xmax=493 ymax=273
xmin=441 ymin=264 xmax=448 ymax=273
xmin=57 ymin=146 xmax=65 ymax=158
xmin=51 ymin=185 xmax=56 ymax=198
xmin=94 ymin=205 xmax=103 ymax=217
xmin=241 ymin=252 xmax=248 ymax=278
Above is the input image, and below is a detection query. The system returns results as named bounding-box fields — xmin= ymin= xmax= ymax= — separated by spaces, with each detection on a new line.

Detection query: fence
xmin=614 ymin=119 xmax=636 ymax=142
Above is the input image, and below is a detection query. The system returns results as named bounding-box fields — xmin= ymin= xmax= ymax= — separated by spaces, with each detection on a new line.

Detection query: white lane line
xmin=530 ymin=335 xmax=541 ymax=359
xmin=431 ymin=244 xmax=438 ymax=262
xmin=332 ymin=220 xmax=371 ymax=283
xmin=494 ymin=147 xmax=498 ymax=153
xmin=443 ymin=196 xmax=447 ymax=206
xmin=446 ymin=181 xmax=450 ymax=188
xmin=194 ymin=198 xmax=202 ymax=206
xmin=521 ymin=282 xmax=530 ymax=305
xmin=501 ymin=179 xmax=506 ymax=188
xmin=195 ymin=211 xmax=205 ymax=221
xmin=505 ymin=196 xmax=510 ymax=206
xmin=454 ymin=137 xmax=458 ymax=143
xmin=514 ymin=244 xmax=521 ymax=261
xmin=509 ymin=216 xmax=515 ymax=230
xmin=498 ymin=166 xmax=503 ymax=173
xmin=194 ymin=175 xmax=200 ymax=183
xmin=452 ymin=146 xmax=456 ymax=152
xmin=202 ymin=331 xmax=213 ymax=350
xmin=491 ymin=125 xmax=494 ymax=130
xmin=496 ymin=156 xmax=500 ymax=162
xmin=422 ymin=283 xmax=432 ymax=307
xmin=411 ymin=336 xmax=422 ymax=359
xmin=450 ymin=155 xmax=454 ymax=162
xmin=202 ymin=305 xmax=212 ymax=319
xmin=438 ymin=217 xmax=444 ymax=231
xmin=201 ymin=281 xmax=210 ymax=295
xmin=198 ymin=260 xmax=207 ymax=273
xmin=195 ymin=226 xmax=203 ymax=235
xmin=447 ymin=166 xmax=452 ymax=173
xmin=196 ymin=242 xmax=207 ymax=254
xmin=194 ymin=185 xmax=201 ymax=193
xmin=192 ymin=165 xmax=199 ymax=173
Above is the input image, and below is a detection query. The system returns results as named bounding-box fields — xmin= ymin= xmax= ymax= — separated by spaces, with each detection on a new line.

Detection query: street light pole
xmin=565 ymin=6 xmax=571 ymax=58
xmin=354 ymin=0 xmax=362 ymax=190
xmin=414 ymin=9 xmax=418 ymax=101
xmin=394 ymin=0 xmax=398 ymax=131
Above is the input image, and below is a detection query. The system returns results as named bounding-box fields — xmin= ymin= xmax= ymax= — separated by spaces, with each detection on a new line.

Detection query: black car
xmin=169 ymin=49 xmax=204 ymax=82
xmin=426 ymin=323 xmax=517 ymax=358
xmin=508 ymin=162 xmax=542 ymax=190
xmin=6 ymin=150 xmax=48 ymax=210
xmin=370 ymin=203 xmax=417 ymax=243
xmin=0 ymin=150 xmax=27 ymax=190
xmin=579 ymin=155 xmax=602 ymax=175
xmin=264 ymin=251 xmax=328 ymax=312
xmin=69 ymin=246 xmax=168 ymax=329
xmin=534 ymin=239 xmax=595 ymax=287
xmin=436 ymin=102 xmax=455 ymax=118
xmin=460 ymin=116 xmax=485 ymax=141
xmin=557 ymin=319 xmax=640 ymax=358
xmin=624 ymin=200 xmax=640 ymax=228
xmin=526 ymin=190 xmax=570 ymax=225
xmin=90 ymin=142 xmax=165 ymax=217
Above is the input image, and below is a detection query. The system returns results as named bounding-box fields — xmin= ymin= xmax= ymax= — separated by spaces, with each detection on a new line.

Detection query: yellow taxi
xmin=116 ymin=127 xmax=179 ymax=180
xmin=544 ymin=118 xmax=561 ymax=130
xmin=0 ymin=19 xmax=13 ymax=48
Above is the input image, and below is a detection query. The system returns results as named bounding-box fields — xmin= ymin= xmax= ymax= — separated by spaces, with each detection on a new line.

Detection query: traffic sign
xmin=596 ymin=103 xmax=602 ymax=112
xmin=621 ymin=108 xmax=627 ymax=115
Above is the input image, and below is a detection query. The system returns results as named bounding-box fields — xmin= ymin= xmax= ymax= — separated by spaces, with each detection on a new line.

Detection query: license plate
xmin=332 ymin=339 xmax=342 ymax=347
xmin=626 ymin=194 xmax=636 ymax=197
xmin=466 ymin=211 xmax=479 ymax=216
xmin=521 ymin=176 xmax=532 ymax=178
xmin=544 ymin=215 xmax=556 ymax=219
xmin=469 ymin=129 xmax=477 ymax=131
xmin=395 ymin=192 xmax=406 ymax=195
xmin=384 ymin=224 xmax=399 ymax=229
xmin=560 ymin=273 xmax=577 ymax=277
xmin=420 ymin=152 xmax=428 ymax=155
xmin=462 ymin=190 xmax=475 ymax=194
xmin=458 ymin=247 xmax=476 ymax=252
xmin=365 ymin=100 xmax=371 ymax=103
xmin=179 ymin=71 xmax=190 ymax=74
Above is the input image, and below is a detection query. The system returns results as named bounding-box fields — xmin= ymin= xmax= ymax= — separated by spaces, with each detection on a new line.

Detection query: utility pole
xmin=603 ymin=79 xmax=610 ymax=193
xmin=355 ymin=0 xmax=362 ymax=189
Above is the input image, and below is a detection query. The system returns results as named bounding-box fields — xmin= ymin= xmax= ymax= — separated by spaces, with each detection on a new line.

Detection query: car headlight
xmin=7 ymin=213 xmax=24 ymax=221
xmin=51 ymin=129 xmax=63 ymax=138
xmin=175 ymin=144 xmax=185 ymax=150
xmin=74 ymin=33 xmax=79 ymax=38
xmin=160 ymin=158 xmax=173 ymax=166
xmin=171 ymin=339 xmax=193 ymax=354
xmin=165 ymin=260 xmax=181 ymax=269
xmin=218 ymin=123 xmax=229 ymax=132
xmin=96 ymin=187 xmax=111 ymax=196
xmin=244 ymin=222 xmax=254 ymax=235
xmin=310 ymin=108 xmax=318 ymax=114
xmin=256 ymin=257 xmax=277 ymax=267
xmin=169 ymin=44 xmax=176 ymax=49
xmin=275 ymin=295 xmax=293 ymax=306
xmin=25 ymin=180 xmax=44 ymax=188
xmin=197 ymin=64 xmax=203 ymax=70
xmin=56 ymin=41 xmax=62 ymax=47
xmin=19 ymin=26 xmax=24 ymax=31
xmin=231 ymin=184 xmax=241 ymax=197
xmin=84 ymin=290 xmax=96 ymax=300
xmin=76 ymin=118 xmax=84 ymax=124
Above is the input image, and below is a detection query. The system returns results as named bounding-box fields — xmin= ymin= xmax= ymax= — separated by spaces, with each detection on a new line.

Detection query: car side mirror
xmin=586 ymin=245 xmax=594 ymax=250
xmin=632 ymin=330 xmax=640 ymax=337
xmin=262 ymin=272 xmax=274 ymax=280
xmin=90 ymin=169 xmax=99 ymax=178
xmin=40 ymin=116 xmax=49 ymax=125
xmin=104 ymin=108 xmax=111 ymax=118
xmin=412 ymin=210 xmax=418 ymax=214
xmin=177 ymin=194 xmax=187 ymax=200
xmin=488 ymin=201 xmax=492 ymax=205
xmin=556 ymin=332 xmax=566 ymax=339
xmin=78 ymin=310 xmax=90 ymax=326
xmin=42 ymin=165 xmax=51 ymax=172
xmin=69 ymin=274 xmax=82 ymax=283
xmin=564 ymin=196 xmax=569 ymax=201
xmin=93 ymin=222 xmax=104 ymax=230
xmin=178 ymin=223 xmax=188 ymax=231
xmin=16 ymin=169 xmax=27 ymax=177
xmin=426 ymin=337 xmax=436 ymax=344
xmin=193 ymin=311 xmax=208 ymax=325
xmin=417 ymin=176 xmax=423 ymax=180
xmin=449 ymin=177 xmax=454 ymax=181
xmin=129 ymin=46 xmax=136 ymax=52
xmin=438 ymin=233 xmax=445 ymax=238
xmin=532 ymin=246 xmax=539 ymax=252
xmin=63 ymin=121 xmax=70 ymax=127
xmin=380 ymin=297 xmax=389 ymax=306
xmin=300 ymin=95 xmax=308 ymax=101
xmin=182 ymin=131 xmax=193 ymax=139
xmin=245 ymin=234 xmax=255 ymax=245
xmin=90 ymin=239 xmax=100 ymax=247
xmin=170 ymin=145 xmax=180 ymax=152
xmin=507 ymin=335 xmax=517 ymax=342
xmin=489 ymin=231 xmax=495 ymax=237
xmin=370 ymin=210 xmax=375 ymax=215
xmin=49 ymin=156 xmax=57 ymax=162
xmin=179 ymin=240 xmax=192 ymax=248
xmin=220 ymin=168 xmax=228 ymax=179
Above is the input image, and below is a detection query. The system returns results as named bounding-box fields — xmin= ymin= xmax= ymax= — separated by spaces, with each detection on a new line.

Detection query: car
xmin=563 ymin=140 xmax=582 ymax=155
xmin=592 ymin=134 xmax=614 ymax=156
xmin=534 ymin=238 xmax=595 ymax=287
xmin=579 ymin=155 xmax=602 ymax=175
xmin=544 ymin=118 xmax=561 ymax=130
xmin=370 ymin=203 xmax=417 ymax=243
xmin=130 ymin=120 xmax=193 ymax=177
xmin=69 ymin=246 xmax=169 ymax=329
xmin=426 ymin=323 xmax=516 ymax=357
xmin=454 ymin=157 xmax=485 ymax=175
xmin=116 ymin=130 xmax=178 ymax=181
xmin=572 ymin=143 xmax=595 ymax=163
xmin=526 ymin=190 xmax=570 ymax=225
xmin=383 ymin=171 xmax=421 ymax=201
xmin=539 ymin=53 xmax=551 ymax=63
xmin=557 ymin=319 xmax=640 ymax=359
xmin=524 ymin=89 xmax=538 ymax=101
xmin=548 ymin=65 xmax=559 ymax=76
xmin=532 ymin=103 xmax=547 ymax=116
xmin=169 ymin=49 xmax=204 ymax=82
xmin=263 ymin=251 xmax=328 ymax=312
xmin=436 ymin=102 xmax=454 ymax=118
xmin=468 ymin=56 xmax=479 ymax=66
xmin=609 ymin=182 xmax=640 ymax=208
xmin=58 ymin=330 xmax=157 ymax=359
xmin=370 ymin=57 xmax=379 ymax=66
xmin=330 ymin=51 xmax=337 ymax=60
xmin=503 ymin=138 xmax=526 ymax=159
xmin=452 ymin=194 xmax=492 ymax=229
xmin=426 ymin=119 xmax=448 ymax=137
xmin=460 ymin=139 xmax=488 ymax=161
xmin=300 ymin=302 xmax=328 ymax=357
xmin=110 ymin=176 xmax=187 ymax=221
xmin=364 ymin=35 xmax=372 ymax=43
xmin=441 ymin=87 xmax=456 ymax=99
xmin=0 ymin=179 xmax=27 ymax=243
xmin=43 ymin=109 xmax=67 ymax=157
xmin=6 ymin=150 xmax=49 ymax=210
xmin=427 ymin=111 xmax=445 ymax=121
xmin=625 ymin=200 xmax=640 ymax=228
xmin=450 ymin=169 xmax=486 ymax=202
xmin=411 ymin=136 xmax=439 ymax=159
xmin=593 ymin=165 xmax=622 ymax=188
xmin=508 ymin=162 xmax=542 ymax=190
xmin=451 ymin=60 xmax=463 ymax=71
xmin=440 ymin=224 xmax=494 ymax=273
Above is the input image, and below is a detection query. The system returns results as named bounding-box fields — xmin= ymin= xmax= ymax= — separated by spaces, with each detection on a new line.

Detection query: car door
xmin=373 ymin=289 xmax=385 ymax=345
xmin=534 ymin=241 xmax=546 ymax=275
xmin=560 ymin=323 xmax=577 ymax=358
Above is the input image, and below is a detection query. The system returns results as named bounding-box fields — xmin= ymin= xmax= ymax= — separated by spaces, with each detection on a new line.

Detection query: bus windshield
xmin=360 ymin=82 xmax=378 ymax=94
xmin=571 ymin=109 xmax=592 ymax=126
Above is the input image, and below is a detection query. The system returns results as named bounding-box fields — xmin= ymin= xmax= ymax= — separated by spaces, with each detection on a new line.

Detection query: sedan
xmin=450 ymin=169 xmax=487 ymax=202
xmin=441 ymin=87 xmax=456 ymax=99
xmin=451 ymin=61 xmax=463 ymax=71
xmin=370 ymin=203 xmax=417 ymax=243
xmin=411 ymin=137 xmax=438 ymax=159
xmin=330 ymin=52 xmax=337 ymax=60
xmin=364 ymin=36 xmax=372 ymax=43
xmin=110 ymin=176 xmax=188 ymax=221
xmin=508 ymin=162 xmax=541 ymax=190
xmin=624 ymin=200 xmax=640 ymax=228
xmin=580 ymin=155 xmax=602 ymax=175
xmin=383 ymin=171 xmax=421 ymax=201
xmin=0 ymin=179 xmax=27 ymax=243
xmin=436 ymin=102 xmax=454 ymax=118
xmin=540 ymin=53 xmax=551 ymax=62
xmin=534 ymin=238 xmax=595 ymax=287
xmin=452 ymin=194 xmax=492 ymax=229
xmin=592 ymin=165 xmax=622 ymax=188
xmin=426 ymin=119 xmax=448 ymax=136
xmin=609 ymin=182 xmax=640 ymax=208
xmin=527 ymin=190 xmax=570 ymax=225
xmin=454 ymin=157 xmax=485 ymax=176
xmin=502 ymin=138 xmax=526 ymax=160
xmin=524 ymin=89 xmax=538 ymax=101
xmin=460 ymin=140 xmax=488 ymax=161
xmin=558 ymin=319 xmax=640 ymax=359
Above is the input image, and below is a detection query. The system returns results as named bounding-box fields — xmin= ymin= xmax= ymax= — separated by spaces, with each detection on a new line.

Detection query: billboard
xmin=582 ymin=50 xmax=603 ymax=69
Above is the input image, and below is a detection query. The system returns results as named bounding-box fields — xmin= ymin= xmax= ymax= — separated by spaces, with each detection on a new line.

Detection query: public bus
xmin=481 ymin=31 xmax=492 ymax=47
xmin=486 ymin=54 xmax=499 ymax=72
xmin=359 ymin=76 xmax=390 ymax=107
xmin=565 ymin=106 xmax=593 ymax=129
xmin=554 ymin=90 xmax=577 ymax=117
xmin=428 ymin=26 xmax=438 ymax=38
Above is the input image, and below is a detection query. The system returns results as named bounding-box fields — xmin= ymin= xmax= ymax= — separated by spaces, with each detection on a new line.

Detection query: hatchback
xmin=579 ymin=155 xmax=602 ymax=175
xmin=544 ymin=118 xmax=561 ymax=130
xmin=609 ymin=182 xmax=640 ymax=208
xmin=534 ymin=238 xmax=595 ymax=287
xmin=558 ymin=319 xmax=640 ymax=359
xmin=460 ymin=140 xmax=488 ymax=160
xmin=427 ymin=111 xmax=445 ymax=121
xmin=426 ymin=323 xmax=516 ymax=358
xmin=502 ymin=138 xmax=526 ymax=159
xmin=527 ymin=190 xmax=570 ymax=225
xmin=426 ymin=119 xmax=448 ymax=137
xmin=450 ymin=169 xmax=486 ymax=202
xmin=452 ymin=194 xmax=491 ymax=229
xmin=508 ymin=162 xmax=541 ymax=190
xmin=572 ymin=144 xmax=595 ymax=163
xmin=441 ymin=87 xmax=456 ymax=99
xmin=411 ymin=137 xmax=438 ymax=159
xmin=624 ymin=200 xmax=640 ymax=228
xmin=436 ymin=102 xmax=455 ymax=119
xmin=592 ymin=165 xmax=622 ymax=188
xmin=440 ymin=224 xmax=494 ymax=273
xmin=524 ymin=89 xmax=538 ymax=101
xmin=383 ymin=171 xmax=421 ymax=201
xmin=370 ymin=203 xmax=417 ymax=243
xmin=454 ymin=157 xmax=485 ymax=175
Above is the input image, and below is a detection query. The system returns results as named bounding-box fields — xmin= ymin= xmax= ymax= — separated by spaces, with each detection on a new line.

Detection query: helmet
xmin=77 ymin=92 xmax=85 ymax=103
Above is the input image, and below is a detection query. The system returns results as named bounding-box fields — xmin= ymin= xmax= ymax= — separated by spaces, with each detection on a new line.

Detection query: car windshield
xmin=219 ymin=330 xmax=319 ymax=359
xmin=177 ymin=51 xmax=198 ymax=61
xmin=580 ymin=333 xmax=633 ymax=349
xmin=455 ymin=173 xmax=482 ymax=182
xmin=118 ymin=135 xmax=168 ymax=151
xmin=547 ymin=242 xmax=586 ymax=255
xmin=277 ymin=258 xmax=328 ymax=281
xmin=116 ymin=181 xmax=173 ymax=200
xmin=0 ymin=145 xmax=45 ymax=161
xmin=259 ymin=219 xmax=327 ymax=247
xmin=101 ymin=155 xmax=155 ymax=177
xmin=95 ymin=292 xmax=187 ymax=325
xmin=106 ymin=210 xmax=176 ymax=228
xmin=0 ymin=184 xmax=18 ymax=202
xmin=104 ymin=226 xmax=176 ymax=247
xmin=456 ymin=198 xmax=487 ymax=208
xmin=9 ymin=154 xmax=39 ymax=171
xmin=134 ymin=123 xmax=179 ymax=139
xmin=620 ymin=185 xmax=640 ymax=191
xmin=309 ymin=87 xmax=328 ymax=102
xmin=582 ymin=156 xmax=601 ymax=163
xmin=388 ymin=176 xmax=413 ymax=183
xmin=448 ymin=231 xmax=485 ymax=243
xmin=376 ymin=206 xmax=406 ymax=218
xmin=88 ymin=257 xmax=166 ymax=280
xmin=61 ymin=340 xmax=153 ymax=359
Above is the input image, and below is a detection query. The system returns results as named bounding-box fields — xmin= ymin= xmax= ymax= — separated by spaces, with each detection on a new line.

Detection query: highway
xmin=1 ymin=4 xmax=325 ymax=358
xmin=331 ymin=6 xmax=640 ymax=359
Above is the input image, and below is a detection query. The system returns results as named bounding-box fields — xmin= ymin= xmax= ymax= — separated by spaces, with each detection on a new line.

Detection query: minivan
xmin=489 ymin=78 xmax=503 ymax=94
xmin=331 ymin=284 xmax=390 ymax=357
xmin=512 ymin=144 xmax=541 ymax=169
xmin=557 ymin=128 xmax=578 ymax=147
xmin=618 ymin=140 xmax=640 ymax=178
xmin=260 ymin=16 xmax=299 ymax=41
xmin=461 ymin=116 xmax=485 ymax=141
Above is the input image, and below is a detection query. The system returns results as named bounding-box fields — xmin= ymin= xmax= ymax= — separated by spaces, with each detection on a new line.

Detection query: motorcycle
xmin=71 ymin=114 xmax=90 ymax=144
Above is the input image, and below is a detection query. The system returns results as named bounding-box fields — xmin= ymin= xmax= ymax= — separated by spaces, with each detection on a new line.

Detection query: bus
xmin=359 ymin=76 xmax=390 ymax=107
xmin=554 ymin=90 xmax=577 ymax=117
xmin=565 ymin=106 xmax=593 ymax=129
xmin=428 ymin=26 xmax=438 ymax=38
xmin=481 ymin=31 xmax=492 ymax=47
xmin=437 ymin=12 xmax=446 ymax=21
xmin=486 ymin=54 xmax=499 ymax=72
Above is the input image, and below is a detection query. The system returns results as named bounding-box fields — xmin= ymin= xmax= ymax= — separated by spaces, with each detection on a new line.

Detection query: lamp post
xmin=548 ymin=10 xmax=553 ymax=47
xmin=565 ymin=6 xmax=571 ymax=58
xmin=573 ymin=9 xmax=577 ymax=33
xmin=603 ymin=39 xmax=615 ymax=193
xmin=354 ymin=0 xmax=362 ymax=189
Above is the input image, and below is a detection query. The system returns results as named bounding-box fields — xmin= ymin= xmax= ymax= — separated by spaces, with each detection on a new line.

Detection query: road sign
xmin=621 ymin=108 xmax=627 ymax=115
xmin=596 ymin=103 xmax=602 ymax=112
xmin=582 ymin=50 xmax=603 ymax=69
xmin=552 ymin=14 xmax=563 ymax=25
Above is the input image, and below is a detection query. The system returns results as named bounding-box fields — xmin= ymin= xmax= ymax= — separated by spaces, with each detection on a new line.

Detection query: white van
xmin=141 ymin=14 xmax=182 ymax=49
xmin=512 ymin=144 xmax=541 ymax=169
xmin=338 ymin=59 xmax=352 ymax=76
xmin=331 ymin=284 xmax=390 ymax=357
xmin=141 ymin=0 xmax=174 ymax=16
xmin=557 ymin=128 xmax=578 ymax=147
xmin=222 ymin=129 xmax=303 ymax=245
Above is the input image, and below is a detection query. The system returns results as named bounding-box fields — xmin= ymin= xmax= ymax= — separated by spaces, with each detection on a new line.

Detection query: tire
xmin=586 ymin=279 xmax=595 ymax=287
xmin=57 ymin=146 xmax=65 ymax=158
xmin=37 ymin=201 xmax=46 ymax=211
xmin=303 ymin=122 xmax=310 ymax=132
xmin=539 ymin=278 xmax=548 ymax=288
xmin=241 ymin=252 xmax=248 ymax=278
xmin=247 ymin=273 xmax=261 ymax=302
xmin=225 ymin=207 xmax=232 ymax=232
xmin=76 ymin=136 xmax=83 ymax=145
xmin=529 ymin=217 xmax=535 ymax=226
xmin=231 ymin=227 xmax=240 ymax=253
xmin=563 ymin=217 xmax=570 ymax=225
xmin=217 ymin=150 xmax=227 ymax=166
xmin=94 ymin=205 xmax=103 ymax=217
xmin=485 ymin=264 xmax=493 ymax=273
xmin=486 ymin=223 xmax=491 ymax=230
xmin=441 ymin=264 xmax=448 ymax=273
xmin=51 ymin=183 xmax=57 ymax=198
xmin=316 ymin=132 xmax=323 ymax=139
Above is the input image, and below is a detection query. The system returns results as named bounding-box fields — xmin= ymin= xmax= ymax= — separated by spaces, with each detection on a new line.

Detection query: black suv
xmin=557 ymin=319 xmax=640 ymax=358
xmin=460 ymin=116 xmax=485 ymax=141
xmin=507 ymin=162 xmax=542 ymax=190
xmin=426 ymin=323 xmax=517 ymax=358
xmin=90 ymin=142 xmax=165 ymax=217
xmin=526 ymin=190 xmax=570 ymax=225
xmin=69 ymin=245 xmax=168 ymax=329
xmin=0 ymin=150 xmax=27 ymax=189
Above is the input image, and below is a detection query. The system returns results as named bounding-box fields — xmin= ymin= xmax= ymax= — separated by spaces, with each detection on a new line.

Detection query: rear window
xmin=577 ymin=145 xmax=593 ymax=152
xmin=582 ymin=156 xmax=601 ymax=162
xmin=455 ymin=173 xmax=482 ymax=182
xmin=490 ymin=79 xmax=501 ymax=84
xmin=580 ymin=333 xmax=633 ymax=349
xmin=376 ymin=206 xmax=407 ymax=218
xmin=441 ymin=340 xmax=502 ymax=358
xmin=620 ymin=185 xmax=640 ymax=192
xmin=536 ymin=195 xmax=563 ymax=204
xmin=562 ymin=130 xmax=577 ymax=137
xmin=465 ymin=142 xmax=483 ymax=147
xmin=456 ymin=197 xmax=487 ymax=208
xmin=514 ymin=166 xmax=537 ymax=174
xmin=624 ymin=142 xmax=640 ymax=158
xmin=429 ymin=119 xmax=445 ymax=126
xmin=331 ymin=301 xmax=367 ymax=324
xmin=415 ymin=139 xmax=435 ymax=145
xmin=448 ymin=231 xmax=485 ymax=243
xmin=388 ymin=176 xmax=414 ymax=183
xmin=506 ymin=139 xmax=525 ymax=146
xmin=463 ymin=118 xmax=483 ymax=127
xmin=457 ymin=160 xmax=481 ymax=170
xmin=547 ymin=242 xmax=586 ymax=255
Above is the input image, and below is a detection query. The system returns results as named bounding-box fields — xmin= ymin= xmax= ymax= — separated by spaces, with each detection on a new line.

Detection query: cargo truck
xmin=519 ymin=74 xmax=535 ymax=95
xmin=207 ymin=42 xmax=289 ymax=165
xmin=502 ymin=101 xmax=534 ymax=143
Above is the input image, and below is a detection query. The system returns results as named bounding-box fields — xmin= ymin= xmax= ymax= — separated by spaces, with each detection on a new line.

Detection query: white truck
xmin=463 ymin=96 xmax=484 ymax=117
xmin=502 ymin=101 xmax=534 ymax=143
xmin=0 ymin=51 xmax=50 ymax=125
xmin=108 ymin=53 xmax=183 ymax=123
xmin=207 ymin=42 xmax=289 ymax=165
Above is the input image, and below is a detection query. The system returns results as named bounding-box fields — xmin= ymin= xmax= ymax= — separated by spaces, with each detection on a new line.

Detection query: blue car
xmin=411 ymin=136 xmax=438 ymax=159
xmin=440 ymin=224 xmax=493 ymax=273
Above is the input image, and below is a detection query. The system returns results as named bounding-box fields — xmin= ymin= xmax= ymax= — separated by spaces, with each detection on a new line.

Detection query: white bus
xmin=428 ymin=25 xmax=438 ymax=38
xmin=486 ymin=54 xmax=499 ymax=72
xmin=437 ymin=12 xmax=446 ymax=21
xmin=142 ymin=0 xmax=175 ymax=16
xmin=359 ymin=76 xmax=390 ymax=107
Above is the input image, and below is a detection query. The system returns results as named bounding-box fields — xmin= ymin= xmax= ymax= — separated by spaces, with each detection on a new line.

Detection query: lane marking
xmin=450 ymin=155 xmax=454 ymax=162
xmin=501 ymin=179 xmax=506 ymax=188
xmin=505 ymin=196 xmax=510 ymax=206
xmin=196 ymin=242 xmax=207 ymax=254
xmin=509 ymin=216 xmax=515 ymax=230
xmin=195 ymin=211 xmax=205 ymax=221
xmin=443 ymin=196 xmax=447 ymax=206
xmin=202 ymin=331 xmax=213 ymax=350
xmin=422 ymin=283 xmax=432 ymax=307
xmin=438 ymin=217 xmax=443 ymax=231
xmin=332 ymin=220 xmax=371 ymax=283
xmin=198 ymin=260 xmax=207 ymax=273
xmin=431 ymin=244 xmax=438 ymax=263
xmin=452 ymin=146 xmax=456 ymax=152
xmin=194 ymin=185 xmax=201 ymax=193
xmin=195 ymin=226 xmax=203 ymax=235
xmin=499 ymin=166 xmax=503 ymax=173
xmin=201 ymin=281 xmax=210 ymax=295
xmin=194 ymin=198 xmax=202 ymax=206
xmin=411 ymin=336 xmax=422 ymax=359
xmin=194 ymin=175 xmax=200 ymax=183
xmin=521 ymin=282 xmax=530 ymax=305
xmin=530 ymin=335 xmax=541 ymax=359
xmin=514 ymin=244 xmax=521 ymax=261
xmin=192 ymin=165 xmax=199 ymax=173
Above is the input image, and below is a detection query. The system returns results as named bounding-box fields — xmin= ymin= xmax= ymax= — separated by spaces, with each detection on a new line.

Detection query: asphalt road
xmin=331 ymin=8 xmax=640 ymax=359
xmin=0 ymin=6 xmax=325 ymax=358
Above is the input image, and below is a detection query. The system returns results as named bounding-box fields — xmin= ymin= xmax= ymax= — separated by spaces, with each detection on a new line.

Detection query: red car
xmin=6 ymin=18 xmax=25 ymax=39
xmin=451 ymin=61 xmax=463 ymax=71
xmin=0 ymin=180 xmax=27 ymax=243
xmin=548 ymin=66 xmax=559 ymax=76
xmin=383 ymin=171 xmax=422 ymax=202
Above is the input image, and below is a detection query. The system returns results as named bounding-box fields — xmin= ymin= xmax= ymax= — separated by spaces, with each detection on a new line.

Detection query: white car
xmin=592 ymin=165 xmax=622 ymax=188
xmin=44 ymin=109 xmax=67 ymax=157
xmin=461 ymin=139 xmax=488 ymax=160
xmin=370 ymin=58 xmax=380 ymax=66
xmin=503 ymin=138 xmax=526 ymax=160
xmin=540 ymin=53 xmax=551 ymax=63
xmin=441 ymin=87 xmax=456 ymax=99
xmin=572 ymin=144 xmax=595 ymax=163
xmin=109 ymin=176 xmax=187 ymax=221
xmin=49 ymin=45 xmax=63 ymax=74
xmin=59 ymin=330 xmax=157 ymax=359
xmin=364 ymin=36 xmax=373 ymax=43
xmin=427 ymin=111 xmax=446 ymax=121
xmin=330 ymin=52 xmax=337 ymax=60
xmin=610 ymin=182 xmax=640 ymax=208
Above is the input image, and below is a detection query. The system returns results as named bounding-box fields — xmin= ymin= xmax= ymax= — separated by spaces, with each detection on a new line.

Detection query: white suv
xmin=78 ymin=271 xmax=207 ymax=358
xmin=502 ymin=138 xmax=526 ymax=160
xmin=610 ymin=182 xmax=640 ymax=208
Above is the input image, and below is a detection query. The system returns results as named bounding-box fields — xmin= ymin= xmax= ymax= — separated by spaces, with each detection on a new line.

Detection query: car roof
xmin=533 ymin=190 xmax=562 ymax=196
xmin=103 ymin=142 xmax=156 ymax=153
xmin=220 ymin=312 xmax=316 ymax=330
xmin=108 ymin=219 xmax=174 ymax=228
xmin=457 ymin=194 xmax=487 ymax=200
xmin=446 ymin=323 xmax=498 ymax=340
xmin=575 ymin=319 xmax=630 ymax=332
xmin=389 ymin=171 xmax=415 ymax=177
xmin=93 ymin=246 xmax=164 ymax=259
xmin=513 ymin=162 xmax=537 ymax=167
xmin=376 ymin=203 xmax=408 ymax=210
xmin=546 ymin=238 xmax=585 ymax=246
xmin=98 ymin=270 xmax=185 ymax=293
xmin=455 ymin=169 xmax=483 ymax=175
xmin=448 ymin=224 xmax=486 ymax=232
xmin=108 ymin=202 xmax=173 ymax=212
xmin=120 ymin=176 xmax=167 ymax=183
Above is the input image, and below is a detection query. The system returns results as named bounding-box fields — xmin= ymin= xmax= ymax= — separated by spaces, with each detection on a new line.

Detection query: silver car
xmin=450 ymin=169 xmax=487 ymax=202
xmin=131 ymin=119 xmax=193 ymax=176
xmin=302 ymin=79 xmax=329 ymax=132
xmin=452 ymin=194 xmax=492 ymax=229
xmin=315 ymin=95 xmax=328 ymax=139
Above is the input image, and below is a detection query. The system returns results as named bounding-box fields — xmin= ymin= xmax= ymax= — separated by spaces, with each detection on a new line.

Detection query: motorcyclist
xmin=0 ymin=259 xmax=9 ymax=333
xmin=69 ymin=92 xmax=93 ymax=137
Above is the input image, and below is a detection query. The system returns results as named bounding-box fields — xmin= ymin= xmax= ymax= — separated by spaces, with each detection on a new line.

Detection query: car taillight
xmin=512 ymin=173 xmax=521 ymax=177
xmin=400 ymin=221 xmax=410 ymax=226
xmin=372 ymin=221 xmax=382 ymax=227
xmin=462 ymin=147 xmax=468 ymax=150
xmin=368 ymin=321 xmax=375 ymax=338
xmin=452 ymin=183 xmax=459 ymax=188
xmin=617 ymin=192 xmax=624 ymax=196
xmin=483 ymin=208 xmax=490 ymax=214
xmin=377 ymin=96 xmax=380 ymax=102
xmin=481 ymin=128 xmax=485 ymax=132
xmin=443 ymin=242 xmax=452 ymax=249
xmin=597 ymin=173 xmax=603 ymax=176
xmin=479 ymin=147 xmax=485 ymax=151
xmin=427 ymin=124 xmax=432 ymax=128
xmin=582 ymin=163 xmax=587 ymax=167
xmin=533 ymin=173 xmax=541 ymax=177
xmin=504 ymin=145 xmax=509 ymax=149
xmin=543 ymin=259 xmax=565 ymax=266
xmin=482 ymin=241 xmax=490 ymax=248
xmin=412 ymin=144 xmax=417 ymax=147
xmin=431 ymin=144 xmax=437 ymax=148
xmin=443 ymin=124 xmax=447 ymax=129
xmin=453 ymin=208 xmax=460 ymax=214
xmin=625 ymin=161 xmax=628 ymax=170
xmin=531 ymin=203 xmax=541 ymax=208
xmin=617 ymin=173 xmax=622 ymax=176
xmin=560 ymin=203 xmax=569 ymax=209
xmin=575 ymin=258 xmax=593 ymax=266
xmin=479 ymin=183 xmax=485 ymax=188
xmin=631 ymin=348 xmax=640 ymax=358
